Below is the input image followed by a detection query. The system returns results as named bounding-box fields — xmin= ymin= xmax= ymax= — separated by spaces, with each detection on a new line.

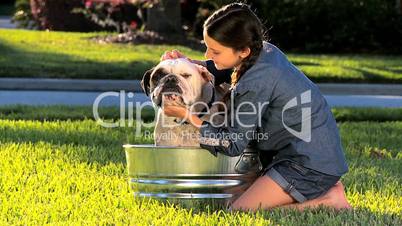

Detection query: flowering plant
xmin=73 ymin=0 xmax=158 ymax=32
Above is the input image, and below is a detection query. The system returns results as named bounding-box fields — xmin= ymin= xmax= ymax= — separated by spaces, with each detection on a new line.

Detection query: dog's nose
xmin=165 ymin=75 xmax=177 ymax=84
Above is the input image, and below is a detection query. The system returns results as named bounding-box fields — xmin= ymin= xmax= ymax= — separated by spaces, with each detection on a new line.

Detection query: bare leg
xmin=231 ymin=176 xmax=294 ymax=211
xmin=281 ymin=181 xmax=352 ymax=211
xmin=231 ymin=176 xmax=351 ymax=211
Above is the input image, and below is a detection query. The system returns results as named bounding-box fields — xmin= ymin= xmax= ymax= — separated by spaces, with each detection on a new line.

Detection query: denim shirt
xmin=200 ymin=42 xmax=348 ymax=176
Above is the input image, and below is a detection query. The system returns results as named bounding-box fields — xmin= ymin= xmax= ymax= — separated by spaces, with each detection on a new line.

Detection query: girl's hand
xmin=163 ymin=104 xmax=204 ymax=128
xmin=162 ymin=104 xmax=189 ymax=119
xmin=162 ymin=100 xmax=204 ymax=128
xmin=160 ymin=50 xmax=188 ymax=61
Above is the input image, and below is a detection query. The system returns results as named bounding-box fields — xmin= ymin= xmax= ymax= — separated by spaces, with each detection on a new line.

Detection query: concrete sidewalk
xmin=0 ymin=16 xmax=16 ymax=29
xmin=0 ymin=78 xmax=141 ymax=92
xmin=1 ymin=77 xmax=402 ymax=95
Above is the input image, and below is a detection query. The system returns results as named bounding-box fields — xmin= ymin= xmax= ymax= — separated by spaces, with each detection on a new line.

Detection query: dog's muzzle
xmin=153 ymin=74 xmax=185 ymax=107
xmin=160 ymin=75 xmax=182 ymax=94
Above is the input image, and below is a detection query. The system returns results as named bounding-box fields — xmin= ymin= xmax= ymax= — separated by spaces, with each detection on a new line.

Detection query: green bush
xmin=72 ymin=0 xmax=145 ymax=33
xmin=12 ymin=0 xmax=37 ymax=29
xmin=255 ymin=0 xmax=402 ymax=53
xmin=14 ymin=0 xmax=146 ymax=32
xmin=29 ymin=0 xmax=102 ymax=31
xmin=197 ymin=0 xmax=402 ymax=53
xmin=0 ymin=2 xmax=15 ymax=16
xmin=9 ymin=0 xmax=402 ymax=53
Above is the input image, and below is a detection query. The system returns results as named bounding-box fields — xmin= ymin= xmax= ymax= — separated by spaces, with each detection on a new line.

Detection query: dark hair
xmin=203 ymin=3 xmax=266 ymax=87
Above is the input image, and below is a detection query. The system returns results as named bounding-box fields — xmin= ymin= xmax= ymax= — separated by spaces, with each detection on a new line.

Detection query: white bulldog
xmin=141 ymin=58 xmax=228 ymax=146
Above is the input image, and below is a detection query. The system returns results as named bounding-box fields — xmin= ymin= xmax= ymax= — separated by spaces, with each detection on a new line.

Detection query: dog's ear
xmin=141 ymin=67 xmax=154 ymax=96
xmin=200 ymin=70 xmax=215 ymax=85
xmin=195 ymin=64 xmax=215 ymax=85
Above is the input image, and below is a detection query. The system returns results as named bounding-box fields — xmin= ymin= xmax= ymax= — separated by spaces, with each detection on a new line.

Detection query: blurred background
xmin=0 ymin=2 xmax=402 ymax=224
xmin=2 ymin=0 xmax=402 ymax=53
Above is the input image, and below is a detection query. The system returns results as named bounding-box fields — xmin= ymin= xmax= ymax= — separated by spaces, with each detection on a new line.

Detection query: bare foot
xmin=320 ymin=181 xmax=352 ymax=210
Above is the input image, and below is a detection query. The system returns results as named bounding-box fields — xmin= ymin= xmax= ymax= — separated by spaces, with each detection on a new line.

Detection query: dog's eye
xmin=152 ymin=69 xmax=168 ymax=83
xmin=181 ymin=73 xmax=192 ymax=78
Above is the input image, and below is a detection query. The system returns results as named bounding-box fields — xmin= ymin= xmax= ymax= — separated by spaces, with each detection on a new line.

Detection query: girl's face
xmin=203 ymin=30 xmax=250 ymax=70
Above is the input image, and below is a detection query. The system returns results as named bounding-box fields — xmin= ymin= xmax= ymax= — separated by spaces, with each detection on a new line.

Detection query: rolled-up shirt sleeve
xmin=199 ymin=88 xmax=263 ymax=157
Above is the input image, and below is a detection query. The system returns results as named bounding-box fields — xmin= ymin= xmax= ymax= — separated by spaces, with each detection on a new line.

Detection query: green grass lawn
xmin=2 ymin=105 xmax=402 ymax=122
xmin=0 ymin=106 xmax=401 ymax=224
xmin=1 ymin=29 xmax=401 ymax=83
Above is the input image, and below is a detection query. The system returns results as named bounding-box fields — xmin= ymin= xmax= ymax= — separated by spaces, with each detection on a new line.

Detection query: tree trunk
xmin=146 ymin=0 xmax=182 ymax=34
xmin=397 ymin=0 xmax=402 ymax=14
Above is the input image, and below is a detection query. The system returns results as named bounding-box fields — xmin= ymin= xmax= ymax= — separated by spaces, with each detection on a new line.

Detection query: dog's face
xmin=141 ymin=58 xmax=214 ymax=107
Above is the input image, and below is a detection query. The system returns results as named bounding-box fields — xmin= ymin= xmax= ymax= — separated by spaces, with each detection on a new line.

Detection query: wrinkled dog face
xmin=141 ymin=58 xmax=214 ymax=107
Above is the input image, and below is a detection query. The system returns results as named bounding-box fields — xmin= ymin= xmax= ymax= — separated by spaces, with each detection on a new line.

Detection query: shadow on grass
xmin=0 ymin=41 xmax=154 ymax=80
xmin=292 ymin=61 xmax=321 ymax=67
xmin=344 ymin=66 xmax=398 ymax=83
xmin=293 ymin=57 xmax=401 ymax=83
xmin=388 ymin=67 xmax=402 ymax=74
xmin=303 ymin=64 xmax=401 ymax=83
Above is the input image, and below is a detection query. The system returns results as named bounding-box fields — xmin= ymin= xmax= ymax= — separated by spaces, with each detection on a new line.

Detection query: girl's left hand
xmin=160 ymin=50 xmax=188 ymax=61
xmin=163 ymin=104 xmax=189 ymax=119
xmin=163 ymin=102 xmax=204 ymax=128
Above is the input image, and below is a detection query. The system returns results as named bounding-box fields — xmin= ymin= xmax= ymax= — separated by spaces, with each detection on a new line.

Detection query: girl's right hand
xmin=160 ymin=50 xmax=188 ymax=61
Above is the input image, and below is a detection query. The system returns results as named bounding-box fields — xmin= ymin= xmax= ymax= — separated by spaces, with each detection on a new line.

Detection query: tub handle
xmin=234 ymin=152 xmax=263 ymax=174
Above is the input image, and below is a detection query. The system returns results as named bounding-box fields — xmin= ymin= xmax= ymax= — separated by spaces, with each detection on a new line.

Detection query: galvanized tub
xmin=124 ymin=144 xmax=262 ymax=208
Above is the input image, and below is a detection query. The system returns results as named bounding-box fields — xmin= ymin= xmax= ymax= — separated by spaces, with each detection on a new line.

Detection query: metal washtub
xmin=124 ymin=144 xmax=262 ymax=208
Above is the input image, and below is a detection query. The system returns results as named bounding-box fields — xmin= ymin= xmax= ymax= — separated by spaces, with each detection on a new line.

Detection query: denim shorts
xmin=264 ymin=160 xmax=340 ymax=203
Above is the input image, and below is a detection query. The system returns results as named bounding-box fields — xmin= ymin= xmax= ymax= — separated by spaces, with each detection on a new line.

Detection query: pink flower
xmin=110 ymin=0 xmax=125 ymax=6
xmin=130 ymin=21 xmax=138 ymax=29
xmin=85 ymin=0 xmax=92 ymax=8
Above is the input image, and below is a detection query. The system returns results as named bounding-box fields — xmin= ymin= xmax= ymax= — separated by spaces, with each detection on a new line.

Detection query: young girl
xmin=161 ymin=3 xmax=351 ymax=211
